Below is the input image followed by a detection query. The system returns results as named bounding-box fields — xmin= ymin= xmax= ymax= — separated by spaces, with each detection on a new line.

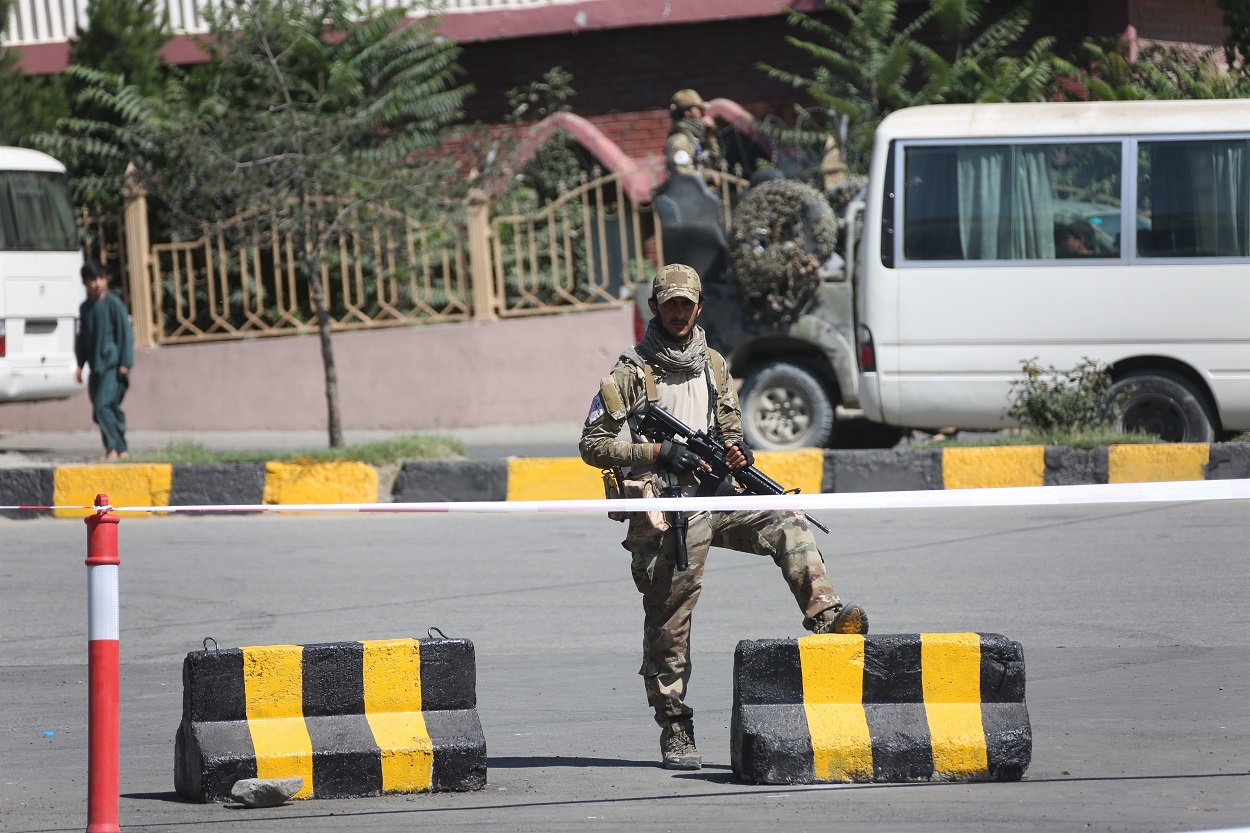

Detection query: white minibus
xmin=0 ymin=147 xmax=86 ymax=403
xmin=856 ymin=100 xmax=1250 ymax=442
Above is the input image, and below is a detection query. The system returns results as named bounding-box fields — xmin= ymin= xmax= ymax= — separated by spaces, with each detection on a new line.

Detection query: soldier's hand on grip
xmin=728 ymin=440 xmax=754 ymax=469
xmin=657 ymin=440 xmax=702 ymax=474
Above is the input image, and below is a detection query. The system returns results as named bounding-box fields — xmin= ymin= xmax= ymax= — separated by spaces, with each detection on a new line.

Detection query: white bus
xmin=855 ymin=100 xmax=1250 ymax=442
xmin=0 ymin=147 xmax=86 ymax=403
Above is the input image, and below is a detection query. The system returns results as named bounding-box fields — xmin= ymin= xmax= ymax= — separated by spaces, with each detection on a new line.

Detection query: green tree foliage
xmin=22 ymin=0 xmax=171 ymax=203
xmin=186 ymin=0 xmax=471 ymax=447
xmin=1217 ymin=0 xmax=1250 ymax=74
xmin=41 ymin=0 xmax=471 ymax=447
xmin=69 ymin=0 xmax=170 ymax=96
xmin=33 ymin=65 xmax=189 ymax=207
xmin=503 ymin=67 xmax=581 ymax=203
xmin=1055 ymin=37 xmax=1250 ymax=100
xmin=760 ymin=0 xmax=1057 ymax=174
xmin=0 ymin=0 xmax=69 ymax=145
xmin=187 ymin=0 xmax=470 ymax=204
xmin=0 ymin=70 xmax=69 ymax=147
xmin=920 ymin=0 xmax=1057 ymax=104
xmin=56 ymin=0 xmax=171 ymax=198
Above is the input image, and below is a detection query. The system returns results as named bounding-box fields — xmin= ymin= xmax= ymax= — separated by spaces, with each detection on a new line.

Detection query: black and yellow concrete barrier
xmin=174 ymin=637 xmax=486 ymax=801
xmin=1 ymin=442 xmax=1245 ymax=516
xmin=731 ymin=633 xmax=1031 ymax=784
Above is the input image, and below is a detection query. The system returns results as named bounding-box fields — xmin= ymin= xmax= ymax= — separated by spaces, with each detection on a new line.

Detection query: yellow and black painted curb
xmin=730 ymin=633 xmax=1031 ymax=784
xmin=1 ymin=443 xmax=1247 ymax=517
xmin=174 ymin=637 xmax=486 ymax=802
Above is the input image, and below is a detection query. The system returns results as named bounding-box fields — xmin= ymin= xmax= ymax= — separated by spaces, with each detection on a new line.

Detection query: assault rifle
xmin=639 ymin=403 xmax=831 ymax=535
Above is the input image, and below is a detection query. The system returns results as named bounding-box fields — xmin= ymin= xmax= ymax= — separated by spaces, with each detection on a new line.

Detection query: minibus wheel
xmin=1108 ymin=371 xmax=1216 ymax=443
xmin=740 ymin=361 xmax=835 ymax=450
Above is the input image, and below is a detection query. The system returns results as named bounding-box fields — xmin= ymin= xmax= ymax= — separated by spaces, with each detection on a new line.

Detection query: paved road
xmin=3 ymin=499 xmax=1248 ymax=832
xmin=0 ymin=422 xmax=970 ymax=466
xmin=0 ymin=422 xmax=586 ymax=466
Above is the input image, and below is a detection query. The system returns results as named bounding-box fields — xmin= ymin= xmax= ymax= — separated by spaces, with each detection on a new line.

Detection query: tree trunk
xmin=305 ymin=252 xmax=343 ymax=448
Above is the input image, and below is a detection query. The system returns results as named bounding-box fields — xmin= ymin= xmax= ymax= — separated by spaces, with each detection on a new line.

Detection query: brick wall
xmin=455 ymin=0 xmax=1232 ymax=166
xmin=457 ymin=14 xmax=820 ymax=157
xmin=1132 ymin=0 xmax=1227 ymax=47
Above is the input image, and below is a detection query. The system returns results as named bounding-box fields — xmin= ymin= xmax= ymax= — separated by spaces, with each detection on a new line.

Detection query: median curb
xmin=2 ymin=443 xmax=1247 ymax=517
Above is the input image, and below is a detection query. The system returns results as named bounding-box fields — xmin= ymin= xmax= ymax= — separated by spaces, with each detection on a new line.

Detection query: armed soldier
xmin=664 ymin=89 xmax=722 ymax=181
xmin=579 ymin=263 xmax=868 ymax=772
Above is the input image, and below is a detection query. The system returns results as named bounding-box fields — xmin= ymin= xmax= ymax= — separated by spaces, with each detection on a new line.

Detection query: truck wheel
xmin=1107 ymin=371 xmax=1216 ymax=443
xmin=740 ymin=362 xmax=835 ymax=450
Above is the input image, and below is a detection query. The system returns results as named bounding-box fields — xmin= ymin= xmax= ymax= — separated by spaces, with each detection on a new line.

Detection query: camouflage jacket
xmin=579 ymin=346 xmax=742 ymax=472
xmin=665 ymin=130 xmax=722 ymax=178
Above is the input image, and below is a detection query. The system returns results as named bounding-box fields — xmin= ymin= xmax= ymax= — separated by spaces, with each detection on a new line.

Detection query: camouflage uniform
xmin=579 ymin=264 xmax=846 ymax=727
xmin=665 ymin=88 xmax=721 ymax=180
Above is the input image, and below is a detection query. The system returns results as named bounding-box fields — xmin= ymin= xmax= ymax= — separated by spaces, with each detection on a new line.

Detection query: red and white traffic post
xmin=85 ymin=493 xmax=120 ymax=833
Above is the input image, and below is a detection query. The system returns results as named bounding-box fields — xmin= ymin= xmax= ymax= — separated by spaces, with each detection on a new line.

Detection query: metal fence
xmin=492 ymin=168 xmax=655 ymax=317
xmin=81 ymin=167 xmax=749 ymax=348
xmin=148 ymin=200 xmax=472 ymax=344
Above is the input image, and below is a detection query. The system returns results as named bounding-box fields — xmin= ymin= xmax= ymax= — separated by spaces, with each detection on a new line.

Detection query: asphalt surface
xmin=0 ymin=422 xmax=587 ymax=466
xmin=0 ymin=423 xmax=972 ymax=468
xmin=2 ymin=499 xmax=1249 ymax=832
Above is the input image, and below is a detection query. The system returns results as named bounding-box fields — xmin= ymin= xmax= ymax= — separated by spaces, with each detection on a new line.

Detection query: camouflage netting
xmin=827 ymin=174 xmax=869 ymax=217
xmin=728 ymin=178 xmax=838 ymax=328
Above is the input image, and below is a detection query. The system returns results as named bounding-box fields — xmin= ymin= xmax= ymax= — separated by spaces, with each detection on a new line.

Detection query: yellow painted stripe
xmin=507 ymin=457 xmax=603 ymax=501
xmin=242 ymin=645 xmax=313 ymax=799
xmin=755 ymin=449 xmax=824 ymax=498
xmin=921 ymin=633 xmax=988 ymax=779
xmin=262 ymin=461 xmax=378 ymax=505
xmin=507 ymin=450 xmax=824 ymax=503
xmin=797 ymin=634 xmax=873 ymax=782
xmin=52 ymin=464 xmax=172 ymax=518
xmin=942 ymin=446 xmax=1045 ymax=490
xmin=362 ymin=638 xmax=433 ymax=794
xmin=1108 ymin=443 xmax=1209 ymax=483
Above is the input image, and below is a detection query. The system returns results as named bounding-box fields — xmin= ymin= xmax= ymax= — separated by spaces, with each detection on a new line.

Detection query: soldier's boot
xmin=660 ymin=719 xmax=702 ymax=770
xmin=813 ymin=602 xmax=869 ymax=635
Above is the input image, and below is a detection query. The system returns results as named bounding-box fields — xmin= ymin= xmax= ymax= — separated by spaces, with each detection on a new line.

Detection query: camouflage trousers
xmin=625 ymin=508 xmax=840 ymax=726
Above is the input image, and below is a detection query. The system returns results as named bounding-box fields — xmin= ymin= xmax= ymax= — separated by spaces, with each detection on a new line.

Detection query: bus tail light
xmin=0 ymin=320 xmax=6 ymax=358
xmin=857 ymin=323 xmax=876 ymax=373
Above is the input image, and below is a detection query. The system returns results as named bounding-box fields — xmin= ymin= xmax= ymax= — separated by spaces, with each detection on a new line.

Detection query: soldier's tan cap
xmin=652 ymin=263 xmax=702 ymax=303
xmin=671 ymin=89 xmax=710 ymax=110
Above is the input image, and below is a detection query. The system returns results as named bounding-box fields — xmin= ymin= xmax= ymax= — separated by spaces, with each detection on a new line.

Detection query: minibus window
xmin=901 ymin=141 xmax=1121 ymax=262
xmin=880 ymin=143 xmax=895 ymax=268
xmin=1137 ymin=139 xmax=1250 ymax=258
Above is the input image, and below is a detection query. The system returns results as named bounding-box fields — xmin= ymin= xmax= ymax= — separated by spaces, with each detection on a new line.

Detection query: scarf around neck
xmin=676 ymin=116 xmax=707 ymax=144
xmin=637 ymin=317 xmax=708 ymax=375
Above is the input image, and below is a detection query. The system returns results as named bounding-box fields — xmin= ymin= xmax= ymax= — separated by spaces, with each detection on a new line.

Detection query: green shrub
xmin=1006 ymin=357 xmax=1127 ymax=433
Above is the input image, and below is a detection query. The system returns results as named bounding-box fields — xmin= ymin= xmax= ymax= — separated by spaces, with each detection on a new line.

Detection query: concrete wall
xmin=0 ymin=308 xmax=632 ymax=431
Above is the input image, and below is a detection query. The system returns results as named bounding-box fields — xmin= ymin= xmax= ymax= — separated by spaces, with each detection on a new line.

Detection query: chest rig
xmin=624 ymin=348 xmax=728 ymax=445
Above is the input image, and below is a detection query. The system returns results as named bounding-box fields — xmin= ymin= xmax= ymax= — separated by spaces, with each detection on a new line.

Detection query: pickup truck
xmin=637 ymin=172 xmax=903 ymax=450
